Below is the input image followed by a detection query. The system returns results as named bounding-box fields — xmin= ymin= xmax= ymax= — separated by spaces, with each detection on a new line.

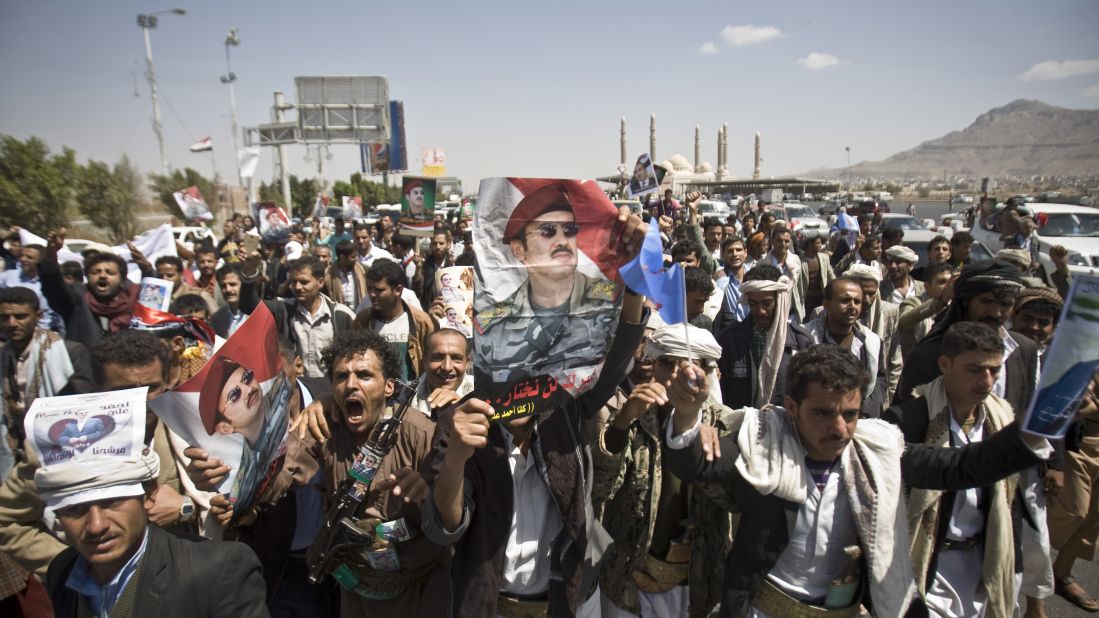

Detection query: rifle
xmin=306 ymin=380 xmax=415 ymax=584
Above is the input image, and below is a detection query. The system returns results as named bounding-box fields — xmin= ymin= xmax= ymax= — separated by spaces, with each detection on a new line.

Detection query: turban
xmin=36 ymin=448 xmax=160 ymax=510
xmin=645 ymin=324 xmax=722 ymax=363
xmin=927 ymin=260 xmax=1025 ymax=339
xmin=846 ymin=263 xmax=883 ymax=283
xmin=885 ymin=245 xmax=918 ymax=264
xmin=996 ymin=248 xmax=1031 ymax=269
xmin=740 ymin=276 xmax=794 ymax=407
xmin=1016 ymin=286 xmax=1063 ymax=313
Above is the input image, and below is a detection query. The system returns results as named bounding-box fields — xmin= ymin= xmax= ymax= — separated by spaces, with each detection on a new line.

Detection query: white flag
xmin=238 ymin=147 xmax=260 ymax=179
xmin=113 ymin=223 xmax=178 ymax=283
xmin=190 ymin=137 xmax=213 ymax=152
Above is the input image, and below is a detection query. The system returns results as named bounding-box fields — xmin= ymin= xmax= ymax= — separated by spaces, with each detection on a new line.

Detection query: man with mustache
xmin=803 ymin=277 xmax=887 ymax=418
xmin=884 ymin=322 xmax=1026 ymax=618
xmin=473 ymin=182 xmax=620 ymax=388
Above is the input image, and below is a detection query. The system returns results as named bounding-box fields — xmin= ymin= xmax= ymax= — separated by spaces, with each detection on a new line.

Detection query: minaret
xmin=649 ymin=113 xmax=656 ymax=160
xmin=620 ymin=117 xmax=627 ymax=166
xmin=720 ymin=121 xmax=729 ymax=179
xmin=694 ymin=125 xmax=701 ymax=172
xmin=716 ymin=127 xmax=723 ymax=179
xmin=753 ymin=131 xmax=762 ymax=180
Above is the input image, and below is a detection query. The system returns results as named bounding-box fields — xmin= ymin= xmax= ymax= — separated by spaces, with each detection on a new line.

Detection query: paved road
xmin=1047 ymin=550 xmax=1099 ymax=616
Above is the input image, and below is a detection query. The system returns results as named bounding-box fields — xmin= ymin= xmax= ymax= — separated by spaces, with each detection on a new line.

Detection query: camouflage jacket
xmin=592 ymin=394 xmax=734 ymax=618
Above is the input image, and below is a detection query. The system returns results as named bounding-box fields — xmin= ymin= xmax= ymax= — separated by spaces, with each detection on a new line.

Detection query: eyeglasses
xmin=529 ymin=222 xmax=580 ymax=239
xmin=226 ymin=367 xmax=255 ymax=405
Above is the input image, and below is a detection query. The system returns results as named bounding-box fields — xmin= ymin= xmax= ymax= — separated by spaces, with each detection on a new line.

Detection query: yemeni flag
xmin=189 ymin=137 xmax=213 ymax=152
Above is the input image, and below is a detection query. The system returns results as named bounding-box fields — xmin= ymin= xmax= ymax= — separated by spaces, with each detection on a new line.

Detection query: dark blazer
xmin=662 ymin=418 xmax=1044 ymax=618
xmin=428 ymin=311 xmax=646 ymax=617
xmin=894 ymin=330 xmax=1039 ymax=416
xmin=46 ymin=524 xmax=269 ymax=618
xmin=882 ymin=398 xmax=1028 ymax=589
xmin=717 ymin=318 xmax=813 ymax=409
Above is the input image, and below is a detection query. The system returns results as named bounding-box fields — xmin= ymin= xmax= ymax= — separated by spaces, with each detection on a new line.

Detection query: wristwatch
xmin=179 ymin=496 xmax=195 ymax=520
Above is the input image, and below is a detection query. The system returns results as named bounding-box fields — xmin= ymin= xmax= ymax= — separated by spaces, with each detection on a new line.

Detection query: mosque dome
xmin=697 ymin=161 xmax=713 ymax=173
xmin=669 ymin=154 xmax=691 ymax=172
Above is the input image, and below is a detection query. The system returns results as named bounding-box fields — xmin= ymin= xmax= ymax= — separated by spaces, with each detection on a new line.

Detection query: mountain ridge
xmin=807 ymin=99 xmax=1099 ymax=178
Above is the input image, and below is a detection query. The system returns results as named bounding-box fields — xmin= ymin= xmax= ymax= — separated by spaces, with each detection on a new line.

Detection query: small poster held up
xmin=342 ymin=195 xmax=364 ymax=219
xmin=399 ymin=176 xmax=437 ymax=236
xmin=472 ymin=178 xmax=627 ymax=422
xmin=626 ymin=153 xmax=660 ymax=199
xmin=1023 ymin=275 xmax=1099 ymax=439
xmin=256 ymin=202 xmax=291 ymax=243
xmin=173 ymin=186 xmax=213 ymax=222
xmin=137 ymin=277 xmax=174 ymax=312
xmin=150 ymin=303 xmax=292 ymax=523
xmin=436 ymin=266 xmax=474 ymax=338
xmin=25 ymin=387 xmax=148 ymax=468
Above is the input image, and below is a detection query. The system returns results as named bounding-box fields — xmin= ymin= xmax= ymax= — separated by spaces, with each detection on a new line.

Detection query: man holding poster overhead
xmin=423 ymin=187 xmax=649 ymax=617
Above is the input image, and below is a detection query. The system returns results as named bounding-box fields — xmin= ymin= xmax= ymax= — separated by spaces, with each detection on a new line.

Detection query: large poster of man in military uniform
xmin=472 ymin=178 xmax=628 ymax=421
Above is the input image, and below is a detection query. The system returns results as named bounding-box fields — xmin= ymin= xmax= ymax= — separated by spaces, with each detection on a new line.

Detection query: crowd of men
xmin=0 ymin=186 xmax=1094 ymax=618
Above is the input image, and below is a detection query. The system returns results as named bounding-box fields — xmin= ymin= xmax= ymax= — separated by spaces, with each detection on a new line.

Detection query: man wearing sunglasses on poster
xmin=475 ymin=182 xmax=621 ymax=389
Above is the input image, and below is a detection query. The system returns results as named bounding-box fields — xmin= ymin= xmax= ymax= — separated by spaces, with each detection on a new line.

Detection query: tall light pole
xmin=221 ymin=27 xmax=242 ymax=186
xmin=136 ymin=9 xmax=185 ymax=176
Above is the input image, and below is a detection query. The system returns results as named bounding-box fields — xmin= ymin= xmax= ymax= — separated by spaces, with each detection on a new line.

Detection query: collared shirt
xmin=889 ymin=277 xmax=916 ymax=304
xmin=410 ymin=373 xmax=474 ymax=419
xmin=356 ymin=245 xmax=395 ymax=268
xmin=337 ymin=267 xmax=357 ymax=306
xmin=722 ymin=270 xmax=749 ymax=322
xmin=499 ymin=424 xmax=562 ymax=597
xmin=823 ymin=326 xmax=865 ymax=361
xmin=946 ymin=407 xmax=986 ymax=541
xmin=993 ymin=327 xmax=1020 ymax=399
xmin=291 ymin=299 xmax=334 ymax=378
xmin=65 ymin=528 xmax=149 ymax=615
xmin=227 ymin=308 xmax=248 ymax=337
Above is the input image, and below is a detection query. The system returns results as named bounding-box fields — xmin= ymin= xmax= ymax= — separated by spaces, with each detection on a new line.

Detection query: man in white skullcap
xmin=594 ymin=323 xmax=734 ymax=618
xmin=880 ymin=245 xmax=923 ymax=304
xmin=843 ymin=263 xmax=903 ymax=406
xmin=30 ymin=389 xmax=268 ymax=618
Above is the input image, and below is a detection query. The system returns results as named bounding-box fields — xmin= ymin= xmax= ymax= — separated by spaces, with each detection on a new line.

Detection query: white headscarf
xmin=645 ymin=324 xmax=723 ymax=403
xmin=740 ymin=275 xmax=793 ymax=407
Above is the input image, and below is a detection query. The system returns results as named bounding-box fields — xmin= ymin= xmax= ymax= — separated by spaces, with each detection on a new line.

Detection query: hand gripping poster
xmin=1023 ymin=274 xmax=1099 ymax=439
xmin=472 ymin=178 xmax=627 ymax=422
xmin=149 ymin=303 xmax=291 ymax=522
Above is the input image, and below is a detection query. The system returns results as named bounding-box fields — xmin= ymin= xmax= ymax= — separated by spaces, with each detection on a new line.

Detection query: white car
xmin=971 ymin=203 xmax=1099 ymax=275
xmin=880 ymin=213 xmax=954 ymax=239
xmin=698 ymin=200 xmax=732 ymax=220
xmin=781 ymin=203 xmax=828 ymax=238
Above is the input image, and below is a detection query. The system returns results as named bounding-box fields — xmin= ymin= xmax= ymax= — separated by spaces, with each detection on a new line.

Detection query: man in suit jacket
xmin=36 ymin=401 xmax=268 ymax=617
xmin=662 ymin=344 xmax=1051 ymax=618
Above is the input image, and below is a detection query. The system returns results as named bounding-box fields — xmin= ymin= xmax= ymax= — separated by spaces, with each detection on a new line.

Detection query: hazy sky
xmin=2 ymin=0 xmax=1098 ymax=194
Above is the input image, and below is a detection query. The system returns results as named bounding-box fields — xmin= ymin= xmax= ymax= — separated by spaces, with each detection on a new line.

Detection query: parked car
xmin=970 ymin=203 xmax=1099 ymax=275
xmin=781 ymin=203 xmax=828 ymax=238
xmin=698 ymin=200 xmax=731 ymax=220
xmin=901 ymin=238 xmax=994 ymax=270
xmin=612 ymin=199 xmax=643 ymax=215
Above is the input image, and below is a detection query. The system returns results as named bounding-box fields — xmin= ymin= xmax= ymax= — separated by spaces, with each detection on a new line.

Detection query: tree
xmin=76 ymin=156 xmax=141 ymax=243
xmin=0 ymin=135 xmax=77 ymax=233
xmin=917 ymin=185 xmax=931 ymax=198
xmin=148 ymin=168 xmax=215 ymax=221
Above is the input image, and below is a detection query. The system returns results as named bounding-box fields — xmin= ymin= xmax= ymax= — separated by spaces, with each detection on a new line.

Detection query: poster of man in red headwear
xmin=472 ymin=178 xmax=628 ymax=421
xmin=149 ymin=303 xmax=291 ymax=522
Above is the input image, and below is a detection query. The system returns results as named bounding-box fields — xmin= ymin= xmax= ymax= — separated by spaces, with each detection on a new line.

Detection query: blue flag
xmin=619 ymin=220 xmax=686 ymax=324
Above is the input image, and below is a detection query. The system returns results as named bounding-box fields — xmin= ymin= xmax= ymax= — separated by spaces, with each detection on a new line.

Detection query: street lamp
xmin=136 ymin=8 xmax=186 ymax=175
xmin=220 ymin=27 xmax=243 ymax=186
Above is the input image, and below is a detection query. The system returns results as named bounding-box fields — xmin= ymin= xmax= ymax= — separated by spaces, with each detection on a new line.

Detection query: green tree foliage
xmin=917 ymin=185 xmax=931 ymax=198
xmin=885 ymin=183 xmax=903 ymax=195
xmin=148 ymin=167 xmax=215 ymax=221
xmin=259 ymin=173 xmax=399 ymax=218
xmin=76 ymin=155 xmax=141 ymax=243
xmin=0 ymin=135 xmax=77 ymax=233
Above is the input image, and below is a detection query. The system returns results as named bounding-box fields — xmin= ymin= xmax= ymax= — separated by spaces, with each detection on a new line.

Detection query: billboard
xmin=390 ymin=100 xmax=407 ymax=173
xmin=294 ymin=76 xmax=390 ymax=143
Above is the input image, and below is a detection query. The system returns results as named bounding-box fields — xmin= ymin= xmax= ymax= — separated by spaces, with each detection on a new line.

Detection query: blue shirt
xmin=722 ymin=271 xmax=749 ymax=322
xmin=65 ymin=527 xmax=149 ymax=615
